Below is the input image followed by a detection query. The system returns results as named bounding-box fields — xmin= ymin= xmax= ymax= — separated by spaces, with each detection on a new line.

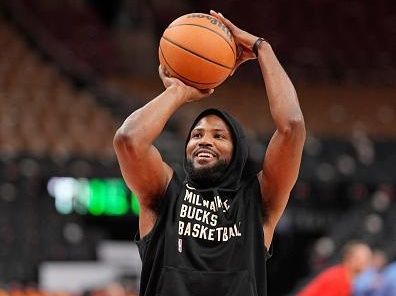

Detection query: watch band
xmin=252 ymin=37 xmax=266 ymax=57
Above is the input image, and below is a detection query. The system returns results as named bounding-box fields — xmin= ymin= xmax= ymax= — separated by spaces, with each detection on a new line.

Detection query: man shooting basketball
xmin=114 ymin=10 xmax=305 ymax=296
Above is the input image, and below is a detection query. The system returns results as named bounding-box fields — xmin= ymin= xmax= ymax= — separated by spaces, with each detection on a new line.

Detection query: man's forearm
xmin=115 ymin=85 xmax=187 ymax=150
xmin=257 ymin=42 xmax=304 ymax=132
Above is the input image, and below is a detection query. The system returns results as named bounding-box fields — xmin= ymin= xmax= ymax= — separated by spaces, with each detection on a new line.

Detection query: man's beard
xmin=185 ymin=158 xmax=229 ymax=188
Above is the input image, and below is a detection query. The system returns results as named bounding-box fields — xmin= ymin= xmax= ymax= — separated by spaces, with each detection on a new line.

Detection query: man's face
xmin=186 ymin=115 xmax=234 ymax=175
xmin=349 ymin=244 xmax=372 ymax=274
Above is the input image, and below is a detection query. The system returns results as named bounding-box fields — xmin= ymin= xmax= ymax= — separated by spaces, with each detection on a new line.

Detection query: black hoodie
xmin=136 ymin=109 xmax=270 ymax=296
xmin=183 ymin=108 xmax=249 ymax=191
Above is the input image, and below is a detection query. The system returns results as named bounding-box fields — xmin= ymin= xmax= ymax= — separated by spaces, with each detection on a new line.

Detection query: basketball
xmin=159 ymin=13 xmax=237 ymax=89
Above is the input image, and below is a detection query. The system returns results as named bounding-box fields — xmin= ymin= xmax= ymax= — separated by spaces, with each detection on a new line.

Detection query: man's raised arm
xmin=210 ymin=11 xmax=306 ymax=249
xmin=113 ymin=67 xmax=213 ymax=236
xmin=257 ymin=41 xmax=306 ymax=248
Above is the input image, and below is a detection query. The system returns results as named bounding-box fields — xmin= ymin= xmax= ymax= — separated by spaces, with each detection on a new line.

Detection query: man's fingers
xmin=210 ymin=10 xmax=234 ymax=31
xmin=159 ymin=65 xmax=173 ymax=85
xmin=159 ymin=65 xmax=173 ymax=89
xmin=158 ymin=65 xmax=167 ymax=80
xmin=204 ymin=88 xmax=215 ymax=96
xmin=210 ymin=11 xmax=225 ymax=23
xmin=209 ymin=10 xmax=218 ymax=18
xmin=210 ymin=10 xmax=225 ymax=21
xmin=163 ymin=67 xmax=171 ymax=77
xmin=197 ymin=88 xmax=214 ymax=97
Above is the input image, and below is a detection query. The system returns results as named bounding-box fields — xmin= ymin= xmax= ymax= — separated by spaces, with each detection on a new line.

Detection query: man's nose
xmin=198 ymin=134 xmax=213 ymax=146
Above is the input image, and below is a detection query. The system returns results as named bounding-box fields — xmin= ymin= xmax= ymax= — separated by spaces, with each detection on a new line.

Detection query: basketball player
xmin=114 ymin=10 xmax=305 ymax=296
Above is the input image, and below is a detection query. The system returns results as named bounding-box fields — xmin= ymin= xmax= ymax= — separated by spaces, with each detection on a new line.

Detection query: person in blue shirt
xmin=375 ymin=260 xmax=396 ymax=296
xmin=353 ymin=249 xmax=387 ymax=296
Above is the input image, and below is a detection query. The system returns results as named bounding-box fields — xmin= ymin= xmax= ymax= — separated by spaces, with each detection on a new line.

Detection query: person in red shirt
xmin=297 ymin=241 xmax=372 ymax=296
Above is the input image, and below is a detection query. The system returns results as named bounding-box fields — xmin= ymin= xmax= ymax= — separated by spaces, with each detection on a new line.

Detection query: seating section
xmin=196 ymin=0 xmax=396 ymax=85
xmin=14 ymin=0 xmax=119 ymax=76
xmin=105 ymin=76 xmax=396 ymax=139
xmin=0 ymin=286 xmax=138 ymax=296
xmin=0 ymin=18 xmax=117 ymax=160
xmin=5 ymin=0 xmax=395 ymax=84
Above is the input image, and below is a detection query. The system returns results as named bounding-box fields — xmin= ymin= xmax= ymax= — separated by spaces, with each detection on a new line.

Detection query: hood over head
xmin=183 ymin=108 xmax=249 ymax=191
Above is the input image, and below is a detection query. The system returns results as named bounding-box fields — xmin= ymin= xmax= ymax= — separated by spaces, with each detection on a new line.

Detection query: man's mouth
xmin=194 ymin=149 xmax=217 ymax=160
xmin=197 ymin=152 xmax=213 ymax=159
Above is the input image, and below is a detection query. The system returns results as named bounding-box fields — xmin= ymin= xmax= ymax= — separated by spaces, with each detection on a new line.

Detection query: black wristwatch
xmin=252 ymin=37 xmax=266 ymax=57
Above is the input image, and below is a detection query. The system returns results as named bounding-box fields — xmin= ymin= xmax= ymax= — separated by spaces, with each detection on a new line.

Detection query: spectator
xmin=375 ymin=261 xmax=396 ymax=296
xmin=353 ymin=249 xmax=388 ymax=296
xmin=297 ymin=241 xmax=372 ymax=296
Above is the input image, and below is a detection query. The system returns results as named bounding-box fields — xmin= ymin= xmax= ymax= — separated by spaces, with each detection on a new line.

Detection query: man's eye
xmin=192 ymin=133 xmax=201 ymax=138
xmin=214 ymin=134 xmax=224 ymax=139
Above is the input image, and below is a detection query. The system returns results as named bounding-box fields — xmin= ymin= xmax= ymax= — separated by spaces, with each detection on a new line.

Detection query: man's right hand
xmin=159 ymin=65 xmax=214 ymax=102
xmin=210 ymin=10 xmax=258 ymax=76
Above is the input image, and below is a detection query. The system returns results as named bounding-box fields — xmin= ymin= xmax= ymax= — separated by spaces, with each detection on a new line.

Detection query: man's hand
xmin=210 ymin=10 xmax=259 ymax=76
xmin=159 ymin=65 xmax=214 ymax=102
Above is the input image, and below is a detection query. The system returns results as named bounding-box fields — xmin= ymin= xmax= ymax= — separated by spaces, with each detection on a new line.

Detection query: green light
xmin=88 ymin=179 xmax=107 ymax=215
xmin=131 ymin=192 xmax=140 ymax=215
xmin=105 ymin=179 xmax=128 ymax=216
xmin=48 ymin=177 xmax=141 ymax=216
xmin=74 ymin=178 xmax=89 ymax=214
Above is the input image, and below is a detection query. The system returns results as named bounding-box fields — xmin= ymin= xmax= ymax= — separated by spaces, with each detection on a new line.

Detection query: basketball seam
xmin=159 ymin=45 xmax=224 ymax=85
xmin=161 ymin=35 xmax=233 ymax=70
xmin=167 ymin=23 xmax=236 ymax=60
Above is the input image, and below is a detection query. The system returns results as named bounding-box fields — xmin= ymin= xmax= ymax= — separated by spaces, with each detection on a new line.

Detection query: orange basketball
xmin=159 ymin=13 xmax=236 ymax=89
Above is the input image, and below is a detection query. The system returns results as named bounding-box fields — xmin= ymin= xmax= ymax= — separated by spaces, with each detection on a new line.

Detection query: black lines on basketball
xmin=159 ymin=45 xmax=224 ymax=86
xmin=161 ymin=36 xmax=232 ymax=70
xmin=168 ymin=23 xmax=236 ymax=60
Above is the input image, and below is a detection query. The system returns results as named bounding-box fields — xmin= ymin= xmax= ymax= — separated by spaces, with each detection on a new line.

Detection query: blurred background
xmin=0 ymin=0 xmax=395 ymax=295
